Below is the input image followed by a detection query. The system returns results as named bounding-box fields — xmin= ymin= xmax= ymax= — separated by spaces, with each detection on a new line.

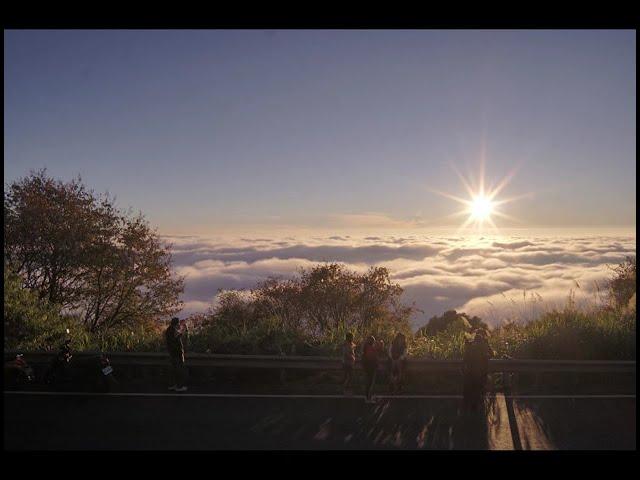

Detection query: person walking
xmin=166 ymin=317 xmax=188 ymax=392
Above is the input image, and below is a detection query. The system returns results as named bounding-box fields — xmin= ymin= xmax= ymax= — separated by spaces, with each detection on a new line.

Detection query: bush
xmin=184 ymin=263 xmax=415 ymax=355
xmin=416 ymin=310 xmax=484 ymax=337
xmin=607 ymin=256 xmax=636 ymax=310
xmin=491 ymin=304 xmax=636 ymax=360
xmin=4 ymin=264 xmax=80 ymax=351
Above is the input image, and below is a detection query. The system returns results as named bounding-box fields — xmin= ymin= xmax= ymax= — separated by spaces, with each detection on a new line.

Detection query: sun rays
xmin=428 ymin=154 xmax=530 ymax=234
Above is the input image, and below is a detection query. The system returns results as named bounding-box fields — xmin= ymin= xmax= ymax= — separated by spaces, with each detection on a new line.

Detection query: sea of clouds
xmin=163 ymin=232 xmax=636 ymax=330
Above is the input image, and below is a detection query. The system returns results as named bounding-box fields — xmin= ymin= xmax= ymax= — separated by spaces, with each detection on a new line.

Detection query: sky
xmin=4 ymin=30 xmax=636 ymax=234
xmin=4 ymin=30 xmax=636 ymax=325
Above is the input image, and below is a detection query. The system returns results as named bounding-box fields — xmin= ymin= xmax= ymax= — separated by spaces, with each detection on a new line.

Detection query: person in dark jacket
xmin=166 ymin=317 xmax=187 ymax=392
xmin=463 ymin=328 xmax=494 ymax=412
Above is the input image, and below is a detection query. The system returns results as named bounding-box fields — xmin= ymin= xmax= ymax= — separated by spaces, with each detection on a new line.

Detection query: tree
xmin=211 ymin=290 xmax=257 ymax=335
xmin=299 ymin=263 xmax=358 ymax=333
xmin=4 ymin=170 xmax=184 ymax=334
xmin=196 ymin=263 xmax=416 ymax=351
xmin=353 ymin=266 xmax=407 ymax=332
xmin=4 ymin=264 xmax=73 ymax=350
xmin=78 ymin=213 xmax=184 ymax=332
xmin=4 ymin=170 xmax=110 ymax=308
xmin=253 ymin=277 xmax=303 ymax=332
xmin=608 ymin=256 xmax=636 ymax=310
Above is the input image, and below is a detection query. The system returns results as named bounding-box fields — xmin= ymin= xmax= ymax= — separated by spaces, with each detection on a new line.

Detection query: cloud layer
xmin=164 ymin=233 xmax=636 ymax=329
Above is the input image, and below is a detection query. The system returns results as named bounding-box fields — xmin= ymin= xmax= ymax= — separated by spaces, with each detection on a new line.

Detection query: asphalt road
xmin=4 ymin=391 xmax=635 ymax=450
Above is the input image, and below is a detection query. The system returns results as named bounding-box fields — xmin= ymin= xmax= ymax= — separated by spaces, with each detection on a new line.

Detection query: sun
xmin=470 ymin=195 xmax=494 ymax=220
xmin=427 ymin=155 xmax=531 ymax=233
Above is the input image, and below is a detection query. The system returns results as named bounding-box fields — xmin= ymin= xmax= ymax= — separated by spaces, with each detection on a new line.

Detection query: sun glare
xmin=470 ymin=195 xmax=494 ymax=220
xmin=427 ymin=153 xmax=531 ymax=234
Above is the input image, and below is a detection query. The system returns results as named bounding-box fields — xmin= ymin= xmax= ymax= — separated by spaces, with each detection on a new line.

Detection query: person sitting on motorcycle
xmin=4 ymin=354 xmax=34 ymax=387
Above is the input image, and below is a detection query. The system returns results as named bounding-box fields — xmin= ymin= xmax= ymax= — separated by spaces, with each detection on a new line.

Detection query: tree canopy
xmin=188 ymin=263 xmax=416 ymax=354
xmin=4 ymin=170 xmax=184 ymax=334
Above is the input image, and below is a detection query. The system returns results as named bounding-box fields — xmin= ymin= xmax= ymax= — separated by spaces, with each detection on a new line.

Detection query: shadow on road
xmin=509 ymin=397 xmax=635 ymax=450
xmin=4 ymin=393 xmax=635 ymax=450
xmin=247 ymin=397 xmax=496 ymax=450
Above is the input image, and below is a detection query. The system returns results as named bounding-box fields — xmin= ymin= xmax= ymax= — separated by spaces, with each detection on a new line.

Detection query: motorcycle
xmin=44 ymin=339 xmax=118 ymax=393
xmin=4 ymin=354 xmax=35 ymax=389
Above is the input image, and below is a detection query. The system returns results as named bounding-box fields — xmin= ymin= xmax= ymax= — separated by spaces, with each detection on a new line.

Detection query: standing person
xmin=342 ymin=332 xmax=356 ymax=395
xmin=389 ymin=333 xmax=408 ymax=394
xmin=361 ymin=336 xmax=380 ymax=404
xmin=376 ymin=339 xmax=390 ymax=387
xmin=463 ymin=328 xmax=494 ymax=412
xmin=165 ymin=317 xmax=188 ymax=392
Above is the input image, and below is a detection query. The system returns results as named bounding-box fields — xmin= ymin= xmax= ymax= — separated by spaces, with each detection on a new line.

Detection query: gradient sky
xmin=4 ymin=30 xmax=636 ymax=235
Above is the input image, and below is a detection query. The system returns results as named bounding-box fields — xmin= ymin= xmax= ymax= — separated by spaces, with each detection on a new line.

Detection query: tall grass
xmin=490 ymin=304 xmax=635 ymax=360
xmin=179 ymin=288 xmax=635 ymax=360
xmin=9 ymin=299 xmax=634 ymax=361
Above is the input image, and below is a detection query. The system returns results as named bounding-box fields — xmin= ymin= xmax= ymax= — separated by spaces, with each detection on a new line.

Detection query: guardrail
xmin=5 ymin=351 xmax=636 ymax=373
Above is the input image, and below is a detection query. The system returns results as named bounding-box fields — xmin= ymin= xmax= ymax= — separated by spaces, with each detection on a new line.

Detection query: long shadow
xmin=248 ymin=397 xmax=492 ymax=450
xmin=502 ymin=383 xmax=523 ymax=450
xmin=6 ymin=393 xmax=497 ymax=450
xmin=510 ymin=396 xmax=635 ymax=450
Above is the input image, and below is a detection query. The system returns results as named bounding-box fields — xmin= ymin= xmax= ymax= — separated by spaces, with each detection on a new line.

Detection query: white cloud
xmin=163 ymin=233 xmax=636 ymax=329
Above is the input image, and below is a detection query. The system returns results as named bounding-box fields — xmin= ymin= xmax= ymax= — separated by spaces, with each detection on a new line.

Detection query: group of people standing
xmin=342 ymin=332 xmax=408 ymax=403
xmin=165 ymin=317 xmax=494 ymax=411
xmin=342 ymin=328 xmax=494 ymax=409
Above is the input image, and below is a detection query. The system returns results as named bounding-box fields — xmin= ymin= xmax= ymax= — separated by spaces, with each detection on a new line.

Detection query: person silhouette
xmin=341 ymin=332 xmax=356 ymax=395
xmin=165 ymin=317 xmax=188 ymax=392
xmin=463 ymin=328 xmax=494 ymax=412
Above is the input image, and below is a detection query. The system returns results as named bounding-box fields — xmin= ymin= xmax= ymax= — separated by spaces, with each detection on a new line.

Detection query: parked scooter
xmin=4 ymin=354 xmax=35 ymax=389
xmin=43 ymin=337 xmax=117 ymax=392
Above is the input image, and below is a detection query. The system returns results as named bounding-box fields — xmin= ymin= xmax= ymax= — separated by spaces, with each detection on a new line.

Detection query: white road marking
xmin=3 ymin=391 xmax=636 ymax=399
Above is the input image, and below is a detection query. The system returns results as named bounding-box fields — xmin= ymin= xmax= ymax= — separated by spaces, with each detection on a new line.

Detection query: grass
xmin=490 ymin=305 xmax=636 ymax=360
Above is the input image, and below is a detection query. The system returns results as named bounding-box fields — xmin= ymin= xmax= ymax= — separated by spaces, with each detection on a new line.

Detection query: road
xmin=4 ymin=391 xmax=635 ymax=450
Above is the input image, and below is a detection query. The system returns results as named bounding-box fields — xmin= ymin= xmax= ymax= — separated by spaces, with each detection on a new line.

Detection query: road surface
xmin=4 ymin=391 xmax=635 ymax=450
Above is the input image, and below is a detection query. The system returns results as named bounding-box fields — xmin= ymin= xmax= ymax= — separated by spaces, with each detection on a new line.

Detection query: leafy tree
xmin=211 ymin=290 xmax=258 ymax=335
xmin=253 ymin=277 xmax=304 ymax=332
xmin=4 ymin=170 xmax=184 ymax=334
xmin=608 ymin=256 xmax=636 ymax=310
xmin=189 ymin=263 xmax=416 ymax=354
xmin=78 ymin=213 xmax=184 ymax=332
xmin=299 ymin=263 xmax=358 ymax=333
xmin=4 ymin=171 xmax=111 ymax=308
xmin=4 ymin=264 xmax=77 ymax=350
